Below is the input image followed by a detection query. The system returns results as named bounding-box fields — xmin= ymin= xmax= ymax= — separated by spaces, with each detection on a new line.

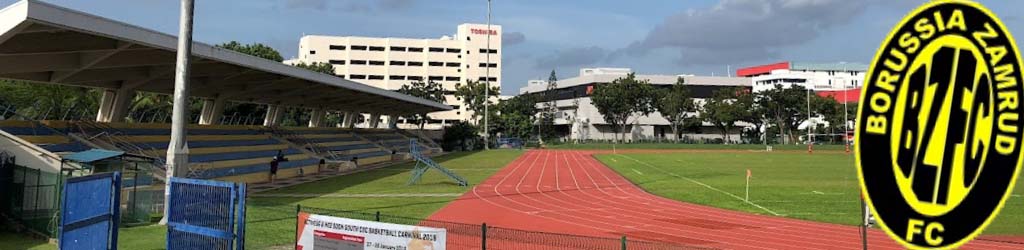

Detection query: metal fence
xmin=0 ymin=155 xmax=63 ymax=238
xmin=299 ymin=205 xmax=714 ymax=250
xmin=166 ymin=177 xmax=246 ymax=250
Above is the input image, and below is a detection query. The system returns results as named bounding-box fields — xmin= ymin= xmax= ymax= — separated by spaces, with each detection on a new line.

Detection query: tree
xmin=292 ymin=61 xmax=336 ymax=75
xmin=455 ymin=80 xmax=500 ymax=124
xmin=539 ymin=70 xmax=559 ymax=141
xmin=590 ymin=73 xmax=657 ymax=143
xmin=0 ymin=80 xmax=100 ymax=120
xmin=396 ymin=81 xmax=446 ymax=129
xmin=494 ymin=95 xmax=538 ymax=140
xmin=441 ymin=121 xmax=479 ymax=151
xmin=654 ymin=77 xmax=696 ymax=142
xmin=216 ymin=41 xmax=284 ymax=62
xmin=701 ymin=87 xmax=750 ymax=144
xmin=756 ymin=84 xmax=809 ymax=144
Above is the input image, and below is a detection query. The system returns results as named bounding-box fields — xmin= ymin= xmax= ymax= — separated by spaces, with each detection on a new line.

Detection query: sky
xmin=3 ymin=0 xmax=1024 ymax=95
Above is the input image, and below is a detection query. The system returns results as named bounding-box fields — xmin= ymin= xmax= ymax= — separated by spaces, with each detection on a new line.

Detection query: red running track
xmin=427 ymin=150 xmax=1022 ymax=249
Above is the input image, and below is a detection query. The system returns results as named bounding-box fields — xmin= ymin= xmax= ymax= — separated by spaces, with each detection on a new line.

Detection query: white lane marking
xmin=617 ymin=154 xmax=780 ymax=216
xmin=631 ymin=168 xmax=644 ymax=175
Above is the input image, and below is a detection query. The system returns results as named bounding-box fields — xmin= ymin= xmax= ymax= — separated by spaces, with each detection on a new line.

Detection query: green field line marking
xmin=631 ymin=168 xmax=644 ymax=175
xmin=615 ymin=154 xmax=781 ymax=216
xmin=250 ymin=193 xmax=462 ymax=198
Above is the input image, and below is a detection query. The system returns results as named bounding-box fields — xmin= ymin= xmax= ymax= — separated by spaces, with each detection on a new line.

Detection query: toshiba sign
xmin=471 ymin=28 xmax=497 ymax=36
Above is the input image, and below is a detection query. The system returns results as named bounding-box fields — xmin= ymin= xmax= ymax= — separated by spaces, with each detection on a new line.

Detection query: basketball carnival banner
xmin=296 ymin=212 xmax=447 ymax=250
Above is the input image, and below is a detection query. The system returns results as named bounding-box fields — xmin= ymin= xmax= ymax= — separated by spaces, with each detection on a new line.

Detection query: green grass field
xmin=594 ymin=151 xmax=1024 ymax=235
xmin=0 ymin=150 xmax=524 ymax=250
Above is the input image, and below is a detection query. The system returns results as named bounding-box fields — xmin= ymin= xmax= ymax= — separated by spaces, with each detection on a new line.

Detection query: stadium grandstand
xmin=0 ymin=0 xmax=448 ymax=187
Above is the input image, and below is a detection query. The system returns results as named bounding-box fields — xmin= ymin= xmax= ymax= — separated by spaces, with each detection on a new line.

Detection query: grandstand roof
xmin=0 ymin=1 xmax=450 ymax=115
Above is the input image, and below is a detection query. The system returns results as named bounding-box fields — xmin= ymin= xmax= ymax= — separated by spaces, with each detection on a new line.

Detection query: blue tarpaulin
xmin=63 ymin=149 xmax=126 ymax=163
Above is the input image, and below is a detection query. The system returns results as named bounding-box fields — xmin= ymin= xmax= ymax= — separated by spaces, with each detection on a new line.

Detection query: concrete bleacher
xmin=81 ymin=123 xmax=323 ymax=183
xmin=0 ymin=120 xmax=91 ymax=154
xmin=1 ymin=120 xmax=442 ymax=185
xmin=279 ymin=127 xmax=394 ymax=166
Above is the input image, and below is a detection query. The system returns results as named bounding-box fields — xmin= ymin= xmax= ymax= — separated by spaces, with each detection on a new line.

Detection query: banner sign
xmin=297 ymin=212 xmax=446 ymax=250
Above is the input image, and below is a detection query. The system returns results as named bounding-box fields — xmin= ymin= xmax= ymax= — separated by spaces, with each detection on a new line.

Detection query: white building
xmin=519 ymin=68 xmax=752 ymax=143
xmin=287 ymin=23 xmax=502 ymax=128
xmin=737 ymin=62 xmax=867 ymax=93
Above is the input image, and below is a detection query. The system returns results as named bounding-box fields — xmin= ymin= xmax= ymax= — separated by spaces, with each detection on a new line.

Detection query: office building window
xmin=350 ymin=74 xmax=367 ymax=79
xmin=408 ymin=47 xmax=423 ymax=52
xmin=478 ymin=63 xmax=498 ymax=68
xmin=390 ymin=75 xmax=406 ymax=80
xmin=351 ymin=45 xmax=368 ymax=51
xmin=350 ymin=60 xmax=367 ymax=65
xmin=477 ymin=77 xmax=497 ymax=82
xmin=445 ymin=76 xmax=461 ymax=81
xmin=408 ymin=76 xmax=424 ymax=81
xmin=329 ymin=45 xmax=346 ymax=50
xmin=390 ymin=46 xmax=407 ymax=51
xmin=390 ymin=61 xmax=406 ymax=66
xmin=446 ymin=62 xmax=461 ymax=67
xmin=446 ymin=48 xmax=461 ymax=53
xmin=407 ymin=61 xmax=423 ymax=66
xmin=328 ymin=60 xmax=346 ymax=65
xmin=369 ymin=60 xmax=385 ymax=66
xmin=428 ymin=61 xmax=443 ymax=66
xmin=309 ymin=50 xmax=316 ymax=55
xmin=369 ymin=46 xmax=385 ymax=51
xmin=368 ymin=75 xmax=385 ymax=80
xmin=428 ymin=76 xmax=444 ymax=81
xmin=478 ymin=48 xmax=498 ymax=54
xmin=428 ymin=47 xmax=444 ymax=52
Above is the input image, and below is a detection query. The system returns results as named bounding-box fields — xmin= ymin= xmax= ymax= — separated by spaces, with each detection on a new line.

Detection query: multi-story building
xmin=737 ymin=61 xmax=867 ymax=93
xmin=519 ymin=68 xmax=752 ymax=143
xmin=287 ymin=23 xmax=502 ymax=127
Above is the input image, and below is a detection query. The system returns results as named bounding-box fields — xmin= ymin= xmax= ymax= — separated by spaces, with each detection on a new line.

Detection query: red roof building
xmin=816 ymin=88 xmax=862 ymax=103
xmin=736 ymin=62 xmax=790 ymax=77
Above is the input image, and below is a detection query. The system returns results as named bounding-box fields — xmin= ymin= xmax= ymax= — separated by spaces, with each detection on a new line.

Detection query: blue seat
xmin=134 ymin=139 xmax=281 ymax=150
xmin=325 ymin=143 xmax=377 ymax=151
xmin=0 ymin=126 xmax=56 ymax=135
xmin=198 ymin=158 xmax=321 ymax=179
xmin=41 ymin=142 xmax=91 ymax=153
xmin=190 ymin=148 xmax=301 ymax=163
xmin=337 ymin=150 xmax=391 ymax=161
xmin=307 ymin=136 xmax=361 ymax=143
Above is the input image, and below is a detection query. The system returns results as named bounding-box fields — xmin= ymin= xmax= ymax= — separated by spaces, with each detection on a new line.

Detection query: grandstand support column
xmin=95 ymin=87 xmax=136 ymax=123
xmin=369 ymin=113 xmax=381 ymax=128
xmin=198 ymin=96 xmax=227 ymax=125
xmin=263 ymin=104 xmax=283 ymax=127
xmin=343 ymin=112 xmax=357 ymax=128
xmin=308 ymin=108 xmax=326 ymax=128
xmin=387 ymin=114 xmax=399 ymax=129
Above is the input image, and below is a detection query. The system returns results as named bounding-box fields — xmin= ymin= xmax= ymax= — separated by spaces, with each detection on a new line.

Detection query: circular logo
xmin=855 ymin=1 xmax=1024 ymax=249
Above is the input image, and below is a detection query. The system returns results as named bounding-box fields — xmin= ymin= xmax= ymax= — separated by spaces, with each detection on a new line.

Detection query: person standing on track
xmin=269 ymin=150 xmax=288 ymax=183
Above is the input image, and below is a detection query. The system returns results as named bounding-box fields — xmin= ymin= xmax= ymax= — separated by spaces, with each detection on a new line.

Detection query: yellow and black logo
xmin=856 ymin=0 xmax=1024 ymax=249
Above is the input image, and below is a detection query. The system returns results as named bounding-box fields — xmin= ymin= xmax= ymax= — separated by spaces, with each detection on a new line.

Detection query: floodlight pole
xmin=161 ymin=0 xmax=194 ymax=225
xmin=483 ymin=0 xmax=492 ymax=150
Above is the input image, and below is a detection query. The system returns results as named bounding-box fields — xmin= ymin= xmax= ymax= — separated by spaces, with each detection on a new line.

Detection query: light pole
xmin=844 ymin=65 xmax=850 ymax=153
xmin=483 ymin=0 xmax=492 ymax=150
xmin=807 ymin=82 xmax=813 ymax=154
xmin=162 ymin=0 xmax=194 ymax=225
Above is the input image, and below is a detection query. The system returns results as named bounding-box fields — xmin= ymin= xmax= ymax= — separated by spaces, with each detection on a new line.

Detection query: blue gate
xmin=59 ymin=172 xmax=122 ymax=250
xmin=166 ymin=177 xmax=246 ymax=250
